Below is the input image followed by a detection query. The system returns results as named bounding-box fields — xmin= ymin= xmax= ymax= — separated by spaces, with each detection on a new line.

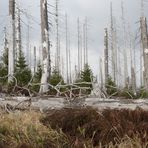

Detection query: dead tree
xmin=77 ymin=18 xmax=80 ymax=76
xmin=68 ymin=29 xmax=72 ymax=83
xmin=140 ymin=43 xmax=143 ymax=86
xmin=110 ymin=2 xmax=116 ymax=83
xmin=55 ymin=0 xmax=60 ymax=73
xmin=128 ymin=24 xmax=136 ymax=94
xmin=140 ymin=17 xmax=148 ymax=90
xmin=80 ymin=25 xmax=83 ymax=72
xmin=65 ymin=14 xmax=69 ymax=83
xmin=27 ymin=18 xmax=31 ymax=68
xmin=83 ymin=23 xmax=86 ymax=66
xmin=104 ymin=28 xmax=109 ymax=85
xmin=83 ymin=18 xmax=88 ymax=66
xmin=85 ymin=17 xmax=88 ymax=64
xmin=140 ymin=0 xmax=144 ymax=87
xmin=100 ymin=58 xmax=103 ymax=90
xmin=33 ymin=46 xmax=37 ymax=74
xmin=8 ymin=0 xmax=15 ymax=83
xmin=40 ymin=0 xmax=50 ymax=93
xmin=15 ymin=7 xmax=21 ymax=61
xmin=121 ymin=1 xmax=128 ymax=88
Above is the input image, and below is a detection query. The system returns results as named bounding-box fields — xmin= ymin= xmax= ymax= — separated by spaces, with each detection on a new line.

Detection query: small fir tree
xmin=105 ymin=76 xmax=117 ymax=95
xmin=79 ymin=64 xmax=93 ymax=94
xmin=15 ymin=50 xmax=32 ymax=86
xmin=48 ymin=68 xmax=64 ymax=95
xmin=31 ymin=63 xmax=42 ymax=92
xmin=49 ymin=68 xmax=64 ymax=86
xmin=81 ymin=64 xmax=93 ymax=83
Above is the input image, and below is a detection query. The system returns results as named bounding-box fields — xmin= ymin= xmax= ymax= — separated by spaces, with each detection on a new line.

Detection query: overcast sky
xmin=0 ymin=0 xmax=147 ymax=79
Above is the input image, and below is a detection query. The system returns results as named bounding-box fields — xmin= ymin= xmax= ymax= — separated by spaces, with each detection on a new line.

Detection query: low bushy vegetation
xmin=0 ymin=108 xmax=147 ymax=147
xmin=41 ymin=107 xmax=148 ymax=147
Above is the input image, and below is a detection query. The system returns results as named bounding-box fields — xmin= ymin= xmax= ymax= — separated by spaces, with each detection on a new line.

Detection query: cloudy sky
xmin=0 ymin=0 xmax=147 ymax=80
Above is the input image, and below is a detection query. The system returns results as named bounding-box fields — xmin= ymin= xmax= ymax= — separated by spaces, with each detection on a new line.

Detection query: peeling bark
xmin=8 ymin=0 xmax=15 ymax=83
xmin=39 ymin=0 xmax=50 ymax=93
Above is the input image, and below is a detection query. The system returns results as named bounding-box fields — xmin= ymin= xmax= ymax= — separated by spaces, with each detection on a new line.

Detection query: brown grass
xmin=0 ymin=111 xmax=69 ymax=148
xmin=41 ymin=107 xmax=148 ymax=147
xmin=0 ymin=108 xmax=147 ymax=147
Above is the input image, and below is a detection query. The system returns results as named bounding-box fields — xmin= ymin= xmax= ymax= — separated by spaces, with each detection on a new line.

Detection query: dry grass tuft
xmin=0 ymin=111 xmax=69 ymax=148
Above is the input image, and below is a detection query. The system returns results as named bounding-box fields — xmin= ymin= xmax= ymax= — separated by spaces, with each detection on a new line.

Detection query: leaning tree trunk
xmin=39 ymin=0 xmax=50 ymax=93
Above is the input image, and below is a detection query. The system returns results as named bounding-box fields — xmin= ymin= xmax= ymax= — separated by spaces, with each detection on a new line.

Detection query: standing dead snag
xmin=121 ymin=1 xmax=128 ymax=88
xmin=8 ymin=0 xmax=15 ymax=83
xmin=65 ymin=14 xmax=69 ymax=83
xmin=55 ymin=0 xmax=60 ymax=73
xmin=77 ymin=18 xmax=80 ymax=76
xmin=104 ymin=28 xmax=109 ymax=85
xmin=140 ymin=17 xmax=148 ymax=90
xmin=110 ymin=2 xmax=118 ymax=84
xmin=33 ymin=46 xmax=37 ymax=75
xmin=40 ymin=0 xmax=50 ymax=93
xmin=15 ymin=7 xmax=22 ymax=62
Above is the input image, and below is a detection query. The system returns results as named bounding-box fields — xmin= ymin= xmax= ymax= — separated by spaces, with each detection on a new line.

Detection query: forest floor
xmin=0 ymin=95 xmax=147 ymax=111
xmin=0 ymin=96 xmax=147 ymax=147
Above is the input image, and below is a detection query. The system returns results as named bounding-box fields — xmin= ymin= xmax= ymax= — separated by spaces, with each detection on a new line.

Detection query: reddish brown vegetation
xmin=41 ymin=107 xmax=148 ymax=147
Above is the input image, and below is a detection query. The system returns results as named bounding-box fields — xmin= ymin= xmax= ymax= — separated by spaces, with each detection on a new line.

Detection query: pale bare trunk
xmin=40 ymin=0 xmax=50 ymax=93
xmin=140 ymin=17 xmax=148 ymax=90
xmin=8 ymin=0 xmax=15 ymax=83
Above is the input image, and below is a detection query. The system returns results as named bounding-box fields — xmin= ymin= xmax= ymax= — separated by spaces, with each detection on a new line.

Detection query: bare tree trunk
xmin=128 ymin=24 xmax=136 ymax=93
xmin=85 ymin=17 xmax=88 ymax=64
xmin=83 ymin=23 xmax=86 ymax=66
xmin=68 ymin=34 xmax=72 ymax=83
xmin=121 ymin=1 xmax=128 ymax=88
xmin=104 ymin=28 xmax=109 ymax=85
xmin=40 ymin=0 xmax=50 ymax=93
xmin=55 ymin=0 xmax=60 ymax=73
xmin=83 ymin=18 xmax=88 ymax=66
xmin=80 ymin=26 xmax=83 ymax=72
xmin=100 ymin=58 xmax=103 ymax=90
xmin=15 ymin=7 xmax=21 ymax=62
xmin=114 ymin=21 xmax=118 ymax=85
xmin=26 ymin=16 xmax=31 ymax=68
xmin=8 ymin=0 xmax=15 ymax=83
xmin=140 ymin=43 xmax=143 ymax=86
xmin=33 ymin=46 xmax=37 ymax=74
xmin=77 ymin=18 xmax=80 ymax=76
xmin=65 ymin=14 xmax=69 ymax=83
xmin=110 ymin=2 xmax=116 ymax=83
xmin=140 ymin=17 xmax=148 ymax=90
